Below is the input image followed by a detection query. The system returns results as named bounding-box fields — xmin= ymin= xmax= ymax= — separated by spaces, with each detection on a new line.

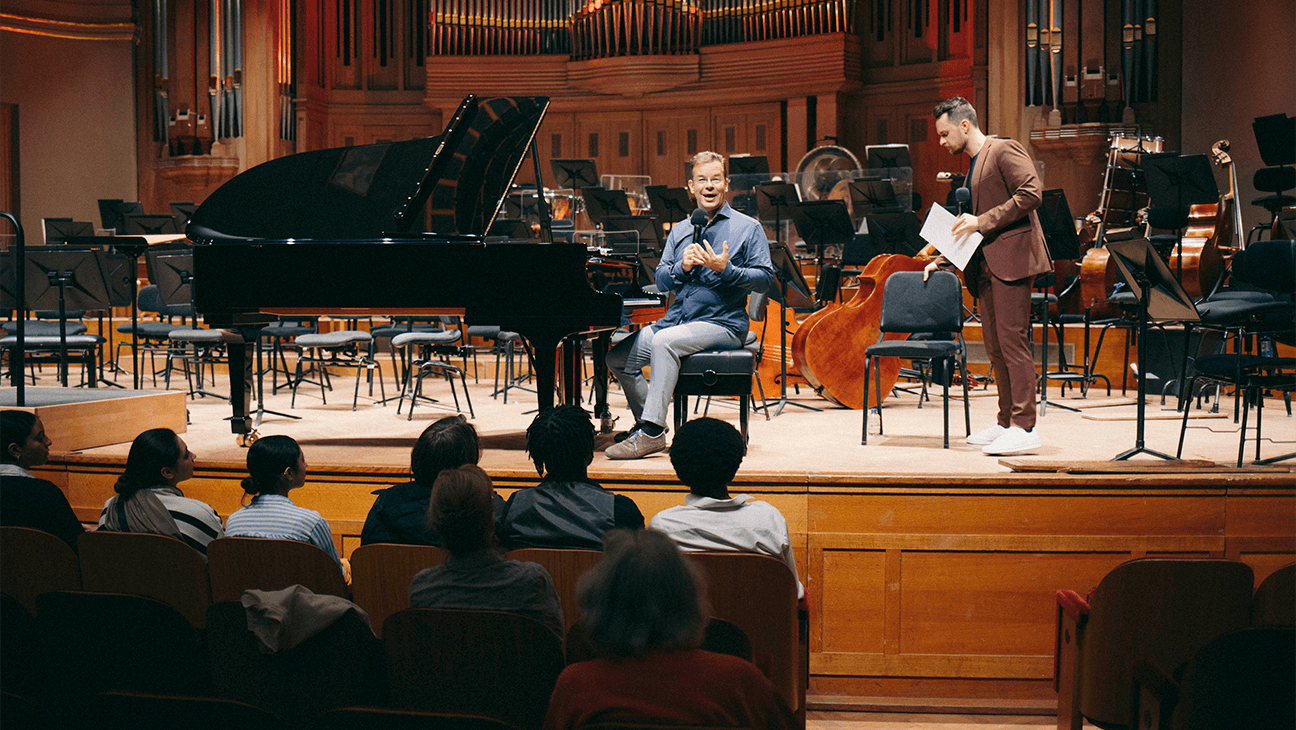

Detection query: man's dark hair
xmin=427 ymin=464 xmax=496 ymax=556
xmin=575 ymin=528 xmax=707 ymax=659
xmin=669 ymin=417 xmax=744 ymax=497
xmin=411 ymin=415 xmax=479 ymax=485
xmin=933 ymin=96 xmax=979 ymax=128
xmin=525 ymin=405 xmax=595 ymax=479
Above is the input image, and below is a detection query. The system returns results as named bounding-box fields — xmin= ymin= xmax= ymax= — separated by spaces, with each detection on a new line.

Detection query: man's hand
xmin=951 ymin=212 xmax=981 ymax=238
xmin=697 ymin=241 xmax=730 ymax=273
xmin=681 ymin=243 xmax=703 ymax=272
xmin=922 ymin=260 xmax=941 ymax=282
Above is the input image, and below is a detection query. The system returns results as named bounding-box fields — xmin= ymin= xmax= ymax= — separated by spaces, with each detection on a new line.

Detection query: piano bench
xmin=673 ymin=348 xmax=755 ymax=447
xmin=391 ymin=331 xmax=473 ymax=420
xmin=291 ymin=331 xmax=383 ymax=411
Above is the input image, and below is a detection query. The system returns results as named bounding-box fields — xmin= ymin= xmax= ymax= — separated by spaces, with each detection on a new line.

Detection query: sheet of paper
xmin=919 ymin=203 xmax=983 ymax=271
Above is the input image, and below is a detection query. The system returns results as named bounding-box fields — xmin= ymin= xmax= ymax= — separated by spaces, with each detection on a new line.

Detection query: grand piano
xmin=188 ymin=95 xmax=623 ymax=439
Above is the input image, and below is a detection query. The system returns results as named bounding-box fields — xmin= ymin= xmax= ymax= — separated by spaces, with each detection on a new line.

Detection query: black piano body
xmin=187 ymin=95 xmax=623 ymax=437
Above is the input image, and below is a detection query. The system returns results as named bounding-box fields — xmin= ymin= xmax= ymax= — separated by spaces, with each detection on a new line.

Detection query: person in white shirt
xmin=649 ymin=417 xmax=803 ymax=599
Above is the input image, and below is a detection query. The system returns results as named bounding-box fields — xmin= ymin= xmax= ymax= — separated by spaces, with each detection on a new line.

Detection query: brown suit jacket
xmin=958 ymin=137 xmax=1054 ymax=285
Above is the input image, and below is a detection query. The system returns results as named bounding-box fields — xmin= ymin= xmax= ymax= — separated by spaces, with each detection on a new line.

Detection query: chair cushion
xmin=118 ymin=321 xmax=180 ymax=338
xmin=296 ymin=331 xmax=373 ymax=348
xmin=1 ymin=335 xmax=102 ymax=348
xmin=391 ymin=330 xmax=462 ymax=348
xmin=1194 ymin=354 xmax=1295 ymax=379
xmin=371 ymin=323 xmax=445 ymax=339
xmin=676 ymin=349 xmax=753 ymax=395
xmin=1196 ymin=298 xmax=1291 ymax=325
xmin=866 ymin=340 xmax=961 ymax=360
xmin=5 ymin=320 xmax=88 ymax=336
xmin=169 ymin=328 xmax=243 ymax=344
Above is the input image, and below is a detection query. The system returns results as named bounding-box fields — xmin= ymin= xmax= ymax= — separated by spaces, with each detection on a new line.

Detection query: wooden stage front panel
xmin=40 ymin=451 xmax=1294 ymax=709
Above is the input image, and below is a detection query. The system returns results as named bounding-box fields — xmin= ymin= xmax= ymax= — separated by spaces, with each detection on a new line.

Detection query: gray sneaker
xmin=604 ymin=428 xmax=668 ymax=459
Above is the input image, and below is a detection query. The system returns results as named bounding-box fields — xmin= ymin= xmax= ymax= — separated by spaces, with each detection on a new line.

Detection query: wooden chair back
xmin=1169 ymin=627 xmax=1296 ymax=730
xmin=205 ymin=600 xmax=385 ymax=726
xmin=1077 ymin=558 xmax=1254 ymax=730
xmin=685 ymin=551 xmax=800 ymax=713
xmin=77 ymin=531 xmax=212 ymax=628
xmin=349 ymin=543 xmax=445 ymax=638
xmin=79 ymin=690 xmax=286 ymax=730
xmin=1251 ymin=562 xmax=1295 ymax=628
xmin=207 ymin=537 xmax=349 ymax=603
xmin=35 ymin=590 xmax=210 ymax=698
xmin=505 ymin=547 xmax=603 ymax=634
xmin=312 ymin=707 xmax=527 ymax=730
xmin=0 ymin=526 xmax=81 ymax=615
xmin=383 ymin=607 xmax=565 ymax=730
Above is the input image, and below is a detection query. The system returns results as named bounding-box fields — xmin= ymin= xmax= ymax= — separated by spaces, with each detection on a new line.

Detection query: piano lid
xmin=187 ymin=95 xmax=550 ymax=243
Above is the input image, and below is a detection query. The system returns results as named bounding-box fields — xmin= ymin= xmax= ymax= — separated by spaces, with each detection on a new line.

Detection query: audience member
xmin=543 ymin=528 xmax=793 ymax=729
xmin=98 ymin=427 xmax=224 ymax=555
xmin=361 ymin=414 xmax=499 ymax=546
xmin=0 ymin=410 xmax=84 ymax=550
xmin=225 ymin=435 xmax=345 ymax=576
xmin=497 ymin=405 xmax=644 ymax=550
xmin=409 ymin=464 xmax=563 ymax=638
xmin=650 ymin=417 xmax=803 ymax=598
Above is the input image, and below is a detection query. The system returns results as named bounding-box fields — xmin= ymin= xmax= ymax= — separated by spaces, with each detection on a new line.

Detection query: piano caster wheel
xmin=600 ymin=414 xmax=618 ymax=434
xmin=236 ymin=430 xmax=260 ymax=448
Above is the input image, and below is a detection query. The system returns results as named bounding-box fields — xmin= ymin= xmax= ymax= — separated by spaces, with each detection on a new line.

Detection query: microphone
xmin=690 ymin=207 xmax=708 ymax=246
xmin=955 ymin=187 xmax=971 ymax=215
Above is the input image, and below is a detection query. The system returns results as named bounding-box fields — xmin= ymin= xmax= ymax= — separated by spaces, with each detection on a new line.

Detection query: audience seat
xmin=1 ymin=594 xmax=44 ymax=701
xmin=0 ymin=526 xmax=81 ymax=615
xmin=77 ymin=531 xmax=212 ymax=628
xmin=310 ymin=707 xmax=526 ymax=730
xmin=383 ymin=607 xmax=565 ymax=730
xmin=207 ymin=537 xmax=350 ymax=603
xmin=1054 ymin=557 xmax=1255 ymax=730
xmin=505 ymin=547 xmax=603 ymax=635
xmin=1251 ymin=562 xmax=1295 ymax=628
xmin=77 ymin=690 xmax=286 ymax=730
xmin=348 ymin=543 xmax=445 ymax=639
xmin=206 ymin=601 xmax=386 ymax=727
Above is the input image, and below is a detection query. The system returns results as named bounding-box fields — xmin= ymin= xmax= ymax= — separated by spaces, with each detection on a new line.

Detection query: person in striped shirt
xmin=98 ymin=428 xmax=224 ymax=555
xmin=224 ymin=435 xmax=345 ymax=577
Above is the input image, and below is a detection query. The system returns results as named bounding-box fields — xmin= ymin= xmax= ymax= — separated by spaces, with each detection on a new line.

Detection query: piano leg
xmin=227 ymin=336 xmax=257 ymax=443
xmin=591 ymin=330 xmax=614 ymax=431
xmin=560 ymin=336 xmax=586 ymax=408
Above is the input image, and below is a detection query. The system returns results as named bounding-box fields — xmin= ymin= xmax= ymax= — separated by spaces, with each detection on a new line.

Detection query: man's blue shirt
xmin=653 ymin=202 xmax=776 ymax=336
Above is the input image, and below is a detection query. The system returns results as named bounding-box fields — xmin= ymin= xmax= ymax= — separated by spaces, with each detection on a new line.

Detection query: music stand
xmin=847 ymin=180 xmax=902 ymax=222
xmin=1036 ymin=189 xmax=1083 ymax=414
xmin=20 ymin=247 xmax=111 ymax=386
xmin=861 ymin=211 xmax=925 ymax=256
xmin=866 ymin=144 xmax=911 ymax=170
xmin=645 ymin=185 xmax=692 ymax=228
xmin=728 ymin=155 xmax=769 ymax=177
xmin=43 ymin=219 xmax=95 ymax=245
xmin=841 ymin=233 xmax=877 ymax=271
xmin=549 ymin=159 xmax=600 ymax=191
xmin=1252 ymin=112 xmax=1295 ymax=167
xmin=766 ymin=241 xmax=818 ymax=416
xmin=793 ymin=200 xmax=853 ymax=282
xmin=122 ymin=214 xmax=182 ymax=235
xmin=84 ymin=235 xmax=152 ymax=388
xmin=1142 ymin=153 xmax=1218 ymax=285
xmin=149 ymin=250 xmax=193 ymax=308
xmin=1105 ymin=237 xmax=1200 ymax=460
xmin=580 ymin=186 xmax=633 ymax=228
xmin=756 ymin=183 xmax=801 ymax=249
xmin=97 ymin=200 xmax=144 ymax=234
xmin=169 ymin=202 xmax=198 ymax=230
xmin=728 ymin=156 xmax=771 ymax=212
xmin=602 ymin=215 xmax=664 ymax=254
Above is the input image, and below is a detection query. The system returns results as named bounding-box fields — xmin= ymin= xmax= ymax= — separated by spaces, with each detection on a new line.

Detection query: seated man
xmin=650 ymin=417 xmax=803 ymax=598
xmin=605 ymin=151 xmax=776 ymax=460
xmin=497 ymin=405 xmax=644 ymax=550
xmin=361 ymin=414 xmax=496 ymax=546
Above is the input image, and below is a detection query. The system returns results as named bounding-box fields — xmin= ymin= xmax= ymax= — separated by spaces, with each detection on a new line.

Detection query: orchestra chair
xmin=566 ymin=616 xmax=753 ymax=665
xmin=1175 ymin=353 xmax=1295 ymax=466
xmin=1249 ymin=165 xmax=1295 ymax=244
xmin=290 ymin=330 xmax=384 ymax=411
xmin=505 ymin=547 xmax=604 ymax=635
xmin=166 ymin=325 xmax=243 ymax=400
xmin=1251 ymin=562 xmax=1295 ymax=628
xmin=206 ymin=537 xmax=350 ymax=604
xmin=1031 ymin=273 xmax=1104 ymax=404
xmin=1130 ymin=627 xmax=1295 ymax=730
xmin=2 ymin=594 xmax=44 ymax=701
xmin=1054 ymin=557 xmax=1254 ymax=730
xmin=75 ymin=690 xmax=286 ymax=730
xmin=348 ymin=543 xmax=445 ymax=639
xmin=310 ymin=707 xmax=525 ymax=730
xmin=115 ymin=284 xmax=187 ymax=386
xmin=1 ymin=332 xmax=101 ymax=387
xmin=369 ymin=316 xmax=448 ymax=383
xmin=35 ymin=590 xmax=211 ymax=699
xmin=260 ymin=316 xmax=319 ymax=394
xmin=206 ymin=600 xmax=386 ymax=726
xmin=464 ymin=324 xmax=531 ymax=401
xmin=77 ymin=531 xmax=212 ymax=629
xmin=391 ymin=330 xmax=474 ymax=420
xmin=384 ymin=607 xmax=565 ymax=730
xmin=0 ymin=526 xmax=81 ymax=615
xmin=861 ymin=271 xmax=970 ymax=448
xmin=685 ymin=552 xmax=801 ymax=716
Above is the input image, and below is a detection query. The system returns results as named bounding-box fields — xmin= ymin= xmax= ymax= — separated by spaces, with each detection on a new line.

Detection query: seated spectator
xmin=409 ymin=464 xmax=563 ymax=639
xmin=225 ymin=435 xmax=345 ymax=576
xmin=0 ymin=410 xmax=84 ymax=550
xmin=361 ymin=414 xmax=500 ymax=546
xmin=543 ymin=529 xmax=793 ymax=729
xmin=497 ymin=405 xmax=643 ymax=550
xmin=98 ymin=427 xmax=224 ymax=555
xmin=650 ymin=417 xmax=803 ymax=599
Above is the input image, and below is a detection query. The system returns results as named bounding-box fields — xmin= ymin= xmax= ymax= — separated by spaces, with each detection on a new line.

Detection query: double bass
xmin=1078 ymin=134 xmax=1162 ymax=318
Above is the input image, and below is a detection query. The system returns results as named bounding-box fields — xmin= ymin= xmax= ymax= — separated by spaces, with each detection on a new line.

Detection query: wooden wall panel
xmin=818 ymin=548 xmax=887 ymax=653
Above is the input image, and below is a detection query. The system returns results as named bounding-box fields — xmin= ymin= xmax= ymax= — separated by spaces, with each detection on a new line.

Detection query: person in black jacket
xmin=497 ymin=405 xmax=643 ymax=550
xmin=360 ymin=414 xmax=497 ymax=546
xmin=0 ymin=410 xmax=85 ymax=550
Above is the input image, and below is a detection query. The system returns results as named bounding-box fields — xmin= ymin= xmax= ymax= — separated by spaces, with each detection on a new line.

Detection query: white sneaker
xmin=982 ymin=426 xmax=1041 ymax=455
xmin=966 ymin=423 xmax=1006 ymax=445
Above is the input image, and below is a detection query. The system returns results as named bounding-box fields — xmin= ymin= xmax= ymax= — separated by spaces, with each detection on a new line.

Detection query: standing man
xmin=924 ymin=97 xmax=1052 ymax=455
xmin=605 ymin=151 xmax=776 ymax=460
